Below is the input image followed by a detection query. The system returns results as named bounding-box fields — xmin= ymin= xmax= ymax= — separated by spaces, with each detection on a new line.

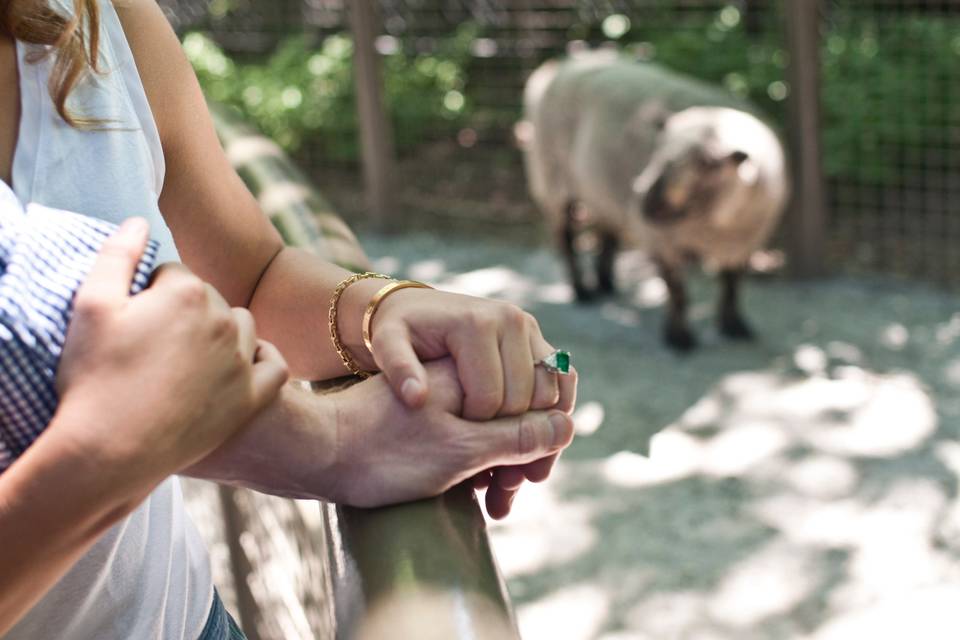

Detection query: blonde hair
xmin=2 ymin=0 xmax=101 ymax=126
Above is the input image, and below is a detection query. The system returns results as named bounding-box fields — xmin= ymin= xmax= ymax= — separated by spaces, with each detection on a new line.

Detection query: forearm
xmin=247 ymin=247 xmax=386 ymax=380
xmin=0 ymin=418 xmax=149 ymax=635
xmin=182 ymin=383 xmax=344 ymax=501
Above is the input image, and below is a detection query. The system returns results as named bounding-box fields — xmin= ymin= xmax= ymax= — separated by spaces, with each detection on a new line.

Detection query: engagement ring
xmin=536 ymin=349 xmax=572 ymax=375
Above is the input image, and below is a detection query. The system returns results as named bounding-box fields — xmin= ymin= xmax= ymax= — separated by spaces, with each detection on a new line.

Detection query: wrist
xmin=51 ymin=394 xmax=167 ymax=501
xmin=336 ymin=277 xmax=390 ymax=371
xmin=184 ymin=384 xmax=343 ymax=501
xmin=3 ymin=423 xmax=154 ymax=543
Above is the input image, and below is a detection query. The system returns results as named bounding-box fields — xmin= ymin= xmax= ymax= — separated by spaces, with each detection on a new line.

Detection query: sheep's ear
xmin=728 ymin=150 xmax=749 ymax=165
xmin=650 ymin=107 xmax=670 ymax=131
xmin=633 ymin=101 xmax=670 ymax=132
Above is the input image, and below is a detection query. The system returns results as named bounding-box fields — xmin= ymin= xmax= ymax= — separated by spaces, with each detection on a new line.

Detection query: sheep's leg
xmin=718 ymin=268 xmax=755 ymax=340
xmin=596 ymin=230 xmax=619 ymax=295
xmin=657 ymin=260 xmax=697 ymax=351
xmin=560 ymin=201 xmax=594 ymax=302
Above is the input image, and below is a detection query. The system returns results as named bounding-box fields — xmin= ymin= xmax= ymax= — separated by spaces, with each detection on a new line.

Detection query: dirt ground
xmin=357 ymin=227 xmax=960 ymax=640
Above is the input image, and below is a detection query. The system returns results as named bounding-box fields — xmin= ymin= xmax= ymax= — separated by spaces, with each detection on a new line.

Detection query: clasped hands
xmin=332 ymin=274 xmax=578 ymax=518
xmin=54 ymin=220 xmax=576 ymax=518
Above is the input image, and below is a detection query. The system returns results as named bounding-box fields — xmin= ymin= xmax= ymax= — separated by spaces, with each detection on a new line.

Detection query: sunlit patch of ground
xmin=361 ymin=230 xmax=960 ymax=640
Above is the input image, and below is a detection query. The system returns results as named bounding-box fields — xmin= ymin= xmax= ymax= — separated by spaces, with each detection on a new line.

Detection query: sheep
xmin=520 ymin=52 xmax=789 ymax=351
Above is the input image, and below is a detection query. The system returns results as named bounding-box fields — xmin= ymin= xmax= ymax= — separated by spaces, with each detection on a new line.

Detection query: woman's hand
xmin=361 ymin=288 xmax=564 ymax=417
xmin=324 ymin=358 xmax=575 ymax=509
xmin=54 ymin=219 xmax=289 ymax=494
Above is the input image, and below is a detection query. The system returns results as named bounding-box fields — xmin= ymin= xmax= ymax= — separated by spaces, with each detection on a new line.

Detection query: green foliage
xmin=184 ymin=28 xmax=474 ymax=159
xmin=187 ymin=5 xmax=960 ymax=185
xmin=819 ymin=16 xmax=960 ymax=183
xmin=616 ymin=5 xmax=960 ymax=183
xmin=626 ymin=8 xmax=788 ymax=124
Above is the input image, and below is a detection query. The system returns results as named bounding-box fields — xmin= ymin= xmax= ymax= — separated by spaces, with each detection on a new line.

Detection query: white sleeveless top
xmin=4 ymin=1 xmax=214 ymax=638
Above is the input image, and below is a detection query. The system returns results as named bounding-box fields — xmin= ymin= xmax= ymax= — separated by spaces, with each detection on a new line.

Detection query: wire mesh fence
xmin=821 ymin=0 xmax=960 ymax=286
xmin=161 ymin=0 xmax=960 ymax=287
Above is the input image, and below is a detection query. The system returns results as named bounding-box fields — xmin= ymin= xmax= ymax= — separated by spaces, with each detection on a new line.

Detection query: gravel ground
xmin=359 ymin=229 xmax=960 ymax=640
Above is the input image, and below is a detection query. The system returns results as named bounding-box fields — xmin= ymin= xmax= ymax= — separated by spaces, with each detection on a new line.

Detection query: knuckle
xmin=72 ymin=295 xmax=109 ymax=323
xmin=424 ymin=360 xmax=464 ymax=411
xmin=517 ymin=416 xmax=542 ymax=458
xmin=469 ymin=309 xmax=498 ymax=335
xmin=535 ymin=381 xmax=560 ymax=408
xmin=471 ymin=388 xmax=502 ymax=416
xmin=232 ymin=307 xmax=254 ymax=328
xmin=173 ymin=276 xmax=207 ymax=306
xmin=501 ymin=304 xmax=528 ymax=330
xmin=500 ymin=392 xmax=529 ymax=416
xmin=213 ymin=313 xmax=239 ymax=341
xmin=522 ymin=311 xmax=541 ymax=332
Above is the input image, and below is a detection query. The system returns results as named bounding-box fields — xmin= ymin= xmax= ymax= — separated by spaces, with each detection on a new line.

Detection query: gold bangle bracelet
xmin=362 ymin=280 xmax=433 ymax=355
xmin=328 ymin=272 xmax=393 ymax=378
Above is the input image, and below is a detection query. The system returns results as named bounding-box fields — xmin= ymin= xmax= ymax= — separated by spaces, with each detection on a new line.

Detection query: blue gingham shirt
xmin=0 ymin=183 xmax=158 ymax=471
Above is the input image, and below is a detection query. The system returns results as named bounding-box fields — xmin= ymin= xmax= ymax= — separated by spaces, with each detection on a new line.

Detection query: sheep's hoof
xmin=597 ymin=277 xmax=616 ymax=296
xmin=720 ymin=315 xmax=756 ymax=341
xmin=664 ymin=325 xmax=698 ymax=352
xmin=573 ymin=285 xmax=598 ymax=304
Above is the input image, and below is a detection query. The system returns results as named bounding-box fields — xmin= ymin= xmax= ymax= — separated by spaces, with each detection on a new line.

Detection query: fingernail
xmin=401 ymin=378 xmax=425 ymax=405
xmin=117 ymin=217 xmax=148 ymax=240
xmin=549 ymin=413 xmax=571 ymax=448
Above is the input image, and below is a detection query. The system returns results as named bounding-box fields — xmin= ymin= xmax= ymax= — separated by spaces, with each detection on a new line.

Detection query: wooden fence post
xmin=347 ymin=0 xmax=397 ymax=231
xmin=784 ymin=0 xmax=827 ymax=277
xmin=218 ymin=486 xmax=264 ymax=640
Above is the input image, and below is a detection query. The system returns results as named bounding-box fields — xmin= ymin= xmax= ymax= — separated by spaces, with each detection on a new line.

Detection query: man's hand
xmin=54 ymin=218 xmax=289 ymax=492
xmin=325 ymin=359 xmax=575 ymax=510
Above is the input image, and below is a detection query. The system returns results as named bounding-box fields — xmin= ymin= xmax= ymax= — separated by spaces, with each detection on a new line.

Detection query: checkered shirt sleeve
xmin=0 ymin=196 xmax=158 ymax=472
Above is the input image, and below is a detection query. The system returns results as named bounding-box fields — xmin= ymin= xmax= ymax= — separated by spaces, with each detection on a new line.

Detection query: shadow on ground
xmin=361 ymin=230 xmax=960 ymax=640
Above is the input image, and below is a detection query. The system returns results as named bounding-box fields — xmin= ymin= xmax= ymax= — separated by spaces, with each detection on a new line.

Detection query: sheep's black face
xmin=640 ymin=148 xmax=749 ymax=226
xmin=641 ymin=175 xmax=682 ymax=224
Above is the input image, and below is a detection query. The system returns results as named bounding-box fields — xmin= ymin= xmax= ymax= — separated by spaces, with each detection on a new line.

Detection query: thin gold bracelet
xmin=328 ymin=272 xmax=393 ymax=378
xmin=362 ymin=280 xmax=434 ymax=355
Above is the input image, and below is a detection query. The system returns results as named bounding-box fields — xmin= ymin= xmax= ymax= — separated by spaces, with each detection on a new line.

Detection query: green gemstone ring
xmin=537 ymin=349 xmax=572 ymax=375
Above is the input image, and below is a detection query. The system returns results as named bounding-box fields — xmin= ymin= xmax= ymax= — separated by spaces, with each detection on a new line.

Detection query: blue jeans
xmin=198 ymin=590 xmax=247 ymax=640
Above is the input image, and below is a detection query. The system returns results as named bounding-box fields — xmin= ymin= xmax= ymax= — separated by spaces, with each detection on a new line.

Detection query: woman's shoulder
xmin=110 ymin=0 xmax=178 ymax=63
xmin=109 ymin=0 xmax=206 ymax=149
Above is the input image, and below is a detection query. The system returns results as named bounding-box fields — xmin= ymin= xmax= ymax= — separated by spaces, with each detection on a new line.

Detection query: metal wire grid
xmin=164 ymin=1 xmax=775 ymax=119
xmin=822 ymin=1 xmax=960 ymax=286
xmin=161 ymin=0 xmax=960 ymax=287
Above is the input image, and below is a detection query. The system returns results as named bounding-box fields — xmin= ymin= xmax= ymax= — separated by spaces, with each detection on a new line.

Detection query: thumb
xmin=76 ymin=217 xmax=149 ymax=306
xmin=370 ymin=323 xmax=430 ymax=408
xmin=469 ymin=411 xmax=574 ymax=468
